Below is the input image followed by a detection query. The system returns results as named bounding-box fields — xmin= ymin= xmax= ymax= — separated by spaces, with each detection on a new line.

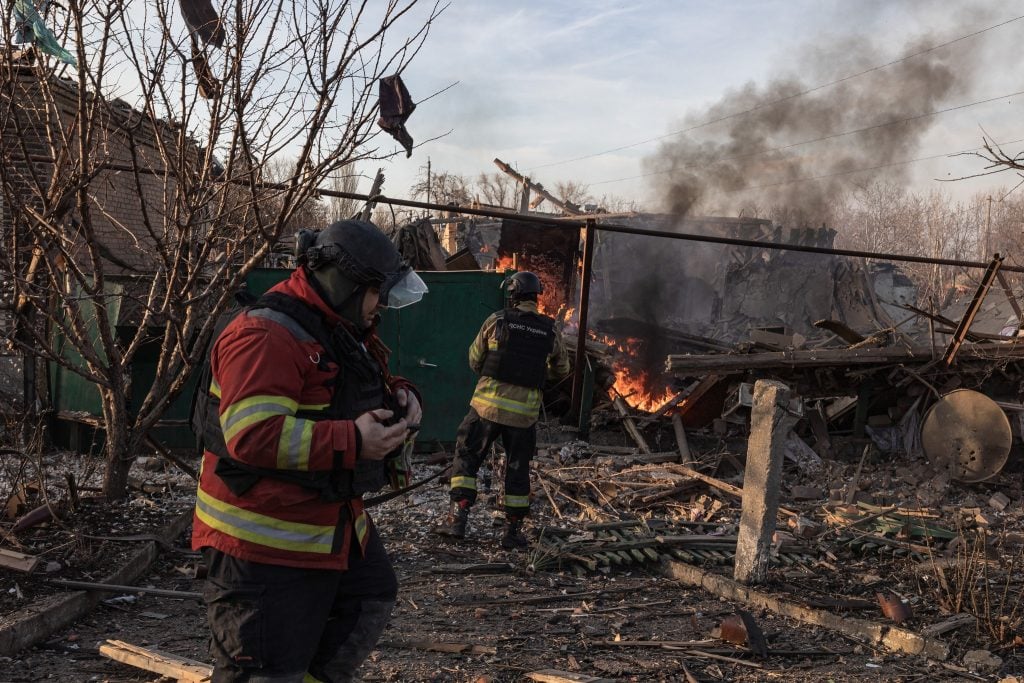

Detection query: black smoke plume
xmin=645 ymin=33 xmax=977 ymax=227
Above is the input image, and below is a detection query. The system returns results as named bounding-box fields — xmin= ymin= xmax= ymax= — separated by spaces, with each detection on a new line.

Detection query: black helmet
xmin=504 ymin=271 xmax=543 ymax=300
xmin=300 ymin=220 xmax=401 ymax=286
xmin=296 ymin=220 xmax=427 ymax=325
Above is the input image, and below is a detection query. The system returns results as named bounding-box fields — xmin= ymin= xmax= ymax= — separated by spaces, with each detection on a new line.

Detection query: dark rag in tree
xmin=179 ymin=0 xmax=224 ymax=48
xmin=377 ymin=75 xmax=416 ymax=158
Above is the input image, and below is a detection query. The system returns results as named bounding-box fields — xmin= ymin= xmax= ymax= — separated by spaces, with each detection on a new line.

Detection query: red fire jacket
xmin=191 ymin=268 xmax=418 ymax=570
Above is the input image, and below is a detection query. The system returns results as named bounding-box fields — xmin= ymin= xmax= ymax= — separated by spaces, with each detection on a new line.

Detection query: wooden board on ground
xmin=525 ymin=670 xmax=616 ymax=683
xmin=0 ymin=548 xmax=40 ymax=573
xmin=663 ymin=560 xmax=949 ymax=660
xmin=99 ymin=639 xmax=212 ymax=682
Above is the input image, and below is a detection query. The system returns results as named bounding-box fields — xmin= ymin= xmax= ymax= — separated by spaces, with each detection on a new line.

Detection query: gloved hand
xmin=394 ymin=387 xmax=422 ymax=426
xmin=355 ymin=410 xmax=408 ymax=461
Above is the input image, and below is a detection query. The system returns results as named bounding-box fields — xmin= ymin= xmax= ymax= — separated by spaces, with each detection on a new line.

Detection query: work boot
xmin=500 ymin=516 xmax=530 ymax=550
xmin=435 ymin=501 xmax=470 ymax=539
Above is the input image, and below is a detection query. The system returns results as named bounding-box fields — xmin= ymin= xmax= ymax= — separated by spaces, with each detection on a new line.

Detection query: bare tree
xmin=409 ymin=163 xmax=469 ymax=205
xmin=553 ymin=180 xmax=591 ymax=209
xmin=474 ymin=171 xmax=515 ymax=208
xmin=324 ymin=170 xmax=363 ymax=223
xmin=0 ymin=0 xmax=443 ymax=499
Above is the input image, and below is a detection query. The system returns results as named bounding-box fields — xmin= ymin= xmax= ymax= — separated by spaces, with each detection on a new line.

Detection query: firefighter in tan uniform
xmin=435 ymin=271 xmax=571 ymax=549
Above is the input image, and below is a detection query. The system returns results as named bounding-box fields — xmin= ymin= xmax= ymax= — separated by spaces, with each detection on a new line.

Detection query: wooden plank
xmin=494 ymin=158 xmax=583 ymax=215
xmin=997 ymin=270 xmax=1024 ymax=323
xmin=611 ymin=394 xmax=651 ymax=453
xmin=666 ymin=341 xmax=1024 ymax=375
xmin=943 ymin=256 xmax=1001 ymax=365
xmin=671 ymin=414 xmax=693 ymax=464
xmin=662 ymin=463 xmax=798 ymax=518
xmin=526 ymin=670 xmax=615 ymax=683
xmin=430 ymin=562 xmax=515 ymax=575
xmin=99 ymin=639 xmax=212 ymax=682
xmin=921 ymin=613 xmax=976 ymax=637
xmin=663 ymin=560 xmax=949 ymax=660
xmin=0 ymin=548 xmax=40 ymax=573
xmin=0 ymin=509 xmax=194 ymax=657
xmin=383 ymin=640 xmax=497 ymax=655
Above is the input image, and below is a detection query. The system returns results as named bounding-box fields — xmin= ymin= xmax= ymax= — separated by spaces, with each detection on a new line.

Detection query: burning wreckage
xmin=5 ymin=210 xmax=1024 ymax=679
xmin=397 ymin=209 xmax=1024 ymax=672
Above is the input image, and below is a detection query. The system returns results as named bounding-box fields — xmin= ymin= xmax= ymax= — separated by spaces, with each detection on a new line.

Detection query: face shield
xmin=380 ymin=267 xmax=428 ymax=309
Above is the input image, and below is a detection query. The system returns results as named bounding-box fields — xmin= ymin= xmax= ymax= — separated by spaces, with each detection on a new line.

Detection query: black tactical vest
xmin=480 ymin=308 xmax=556 ymax=389
xmin=197 ymin=292 xmax=389 ymax=499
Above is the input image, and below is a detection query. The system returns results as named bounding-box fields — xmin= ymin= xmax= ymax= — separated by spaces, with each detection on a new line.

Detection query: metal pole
xmin=26 ymin=154 xmax=1019 ymax=273
xmin=570 ymin=219 xmax=596 ymax=422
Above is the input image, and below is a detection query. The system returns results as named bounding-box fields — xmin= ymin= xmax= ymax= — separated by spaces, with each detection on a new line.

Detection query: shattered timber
xmin=5 ymin=200 xmax=1024 ymax=682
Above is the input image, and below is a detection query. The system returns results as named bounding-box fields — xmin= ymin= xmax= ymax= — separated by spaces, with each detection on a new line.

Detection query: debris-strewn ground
xmin=2 ymin=420 xmax=1023 ymax=682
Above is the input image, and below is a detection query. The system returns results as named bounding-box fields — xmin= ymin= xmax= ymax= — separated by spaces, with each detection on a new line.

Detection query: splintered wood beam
xmin=99 ymin=639 xmax=213 ymax=682
xmin=663 ymin=561 xmax=950 ymax=661
xmin=493 ymin=158 xmax=583 ymax=215
xmin=943 ymin=255 xmax=1002 ymax=365
xmin=611 ymin=393 xmax=651 ymax=453
xmin=997 ymin=270 xmax=1024 ymax=323
xmin=671 ymin=414 xmax=693 ymax=464
xmin=666 ymin=341 xmax=1024 ymax=374
xmin=662 ymin=463 xmax=798 ymax=518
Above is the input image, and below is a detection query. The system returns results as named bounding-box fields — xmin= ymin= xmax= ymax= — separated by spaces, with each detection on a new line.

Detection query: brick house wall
xmin=0 ymin=62 xmax=199 ymax=409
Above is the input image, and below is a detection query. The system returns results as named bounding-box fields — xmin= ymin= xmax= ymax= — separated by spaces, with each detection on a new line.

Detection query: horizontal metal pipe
xmin=18 ymin=156 xmax=1015 ymax=273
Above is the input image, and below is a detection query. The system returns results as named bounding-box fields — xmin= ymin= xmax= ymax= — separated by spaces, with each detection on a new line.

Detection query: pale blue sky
xmin=377 ymin=0 xmax=1023 ymax=209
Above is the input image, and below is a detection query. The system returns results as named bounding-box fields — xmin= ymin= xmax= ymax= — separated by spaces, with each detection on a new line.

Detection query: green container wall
xmin=50 ymin=283 xmax=201 ymax=450
xmin=245 ymin=268 xmax=507 ymax=443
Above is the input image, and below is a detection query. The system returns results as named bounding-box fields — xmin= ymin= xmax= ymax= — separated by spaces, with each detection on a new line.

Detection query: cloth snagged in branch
xmin=377 ymin=75 xmax=416 ymax=157
xmin=13 ymin=0 xmax=76 ymax=66
xmin=179 ymin=0 xmax=224 ymax=48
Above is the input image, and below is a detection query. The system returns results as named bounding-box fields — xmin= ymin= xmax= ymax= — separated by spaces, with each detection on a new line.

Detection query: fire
xmin=495 ymin=255 xmax=516 ymax=271
xmin=592 ymin=334 xmax=675 ymax=412
xmin=612 ymin=366 xmax=675 ymax=412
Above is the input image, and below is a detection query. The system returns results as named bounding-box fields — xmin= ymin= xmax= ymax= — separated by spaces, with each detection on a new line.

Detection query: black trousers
xmin=202 ymin=522 xmax=398 ymax=682
xmin=449 ymin=407 xmax=535 ymax=517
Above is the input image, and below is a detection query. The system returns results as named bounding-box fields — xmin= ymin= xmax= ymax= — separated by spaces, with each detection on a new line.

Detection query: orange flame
xmin=588 ymin=333 xmax=675 ymax=412
xmin=612 ymin=365 xmax=675 ymax=412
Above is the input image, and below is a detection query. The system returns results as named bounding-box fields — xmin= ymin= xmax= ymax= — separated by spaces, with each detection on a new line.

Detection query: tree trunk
xmin=100 ymin=385 xmax=132 ymax=500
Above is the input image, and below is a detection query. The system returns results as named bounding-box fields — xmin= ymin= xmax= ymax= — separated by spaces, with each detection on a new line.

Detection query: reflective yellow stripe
xmin=196 ymin=488 xmax=335 ymax=553
xmin=298 ymin=403 xmax=329 ymax=411
xmin=354 ymin=511 xmax=369 ymax=547
xmin=277 ymin=416 xmax=314 ymax=470
xmin=221 ymin=394 xmax=298 ymax=442
xmin=210 ymin=379 xmax=221 ymax=398
xmin=303 ymin=673 xmax=325 ymax=683
xmin=505 ymin=494 xmax=530 ymax=509
xmin=450 ymin=475 xmax=476 ymax=491
xmin=487 ymin=339 xmax=498 ymax=350
xmin=473 ymin=388 xmax=539 ymax=417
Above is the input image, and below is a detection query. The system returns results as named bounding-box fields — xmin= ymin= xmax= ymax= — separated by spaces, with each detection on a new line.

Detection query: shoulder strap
xmin=188 ymin=288 xmax=261 ymax=450
xmin=253 ymin=291 xmax=338 ymax=363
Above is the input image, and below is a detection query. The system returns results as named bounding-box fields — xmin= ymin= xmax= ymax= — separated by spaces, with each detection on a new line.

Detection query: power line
xmin=724 ymin=138 xmax=1024 ymax=194
xmin=585 ymin=90 xmax=1024 ymax=187
xmin=525 ymin=13 xmax=1024 ymax=173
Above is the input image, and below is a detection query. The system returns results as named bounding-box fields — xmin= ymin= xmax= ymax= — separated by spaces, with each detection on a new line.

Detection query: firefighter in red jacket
xmin=192 ymin=219 xmax=427 ymax=682
xmin=435 ymin=271 xmax=570 ymax=549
